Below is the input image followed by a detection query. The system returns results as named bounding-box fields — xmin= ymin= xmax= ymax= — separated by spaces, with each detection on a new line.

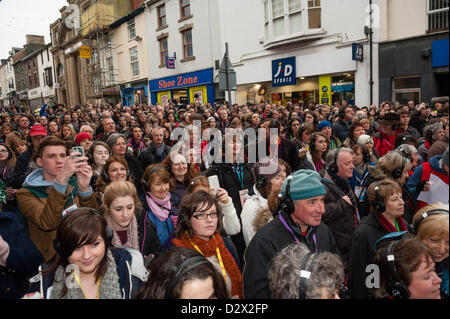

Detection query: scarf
xmin=376 ymin=212 xmax=408 ymax=233
xmin=49 ymin=250 xmax=122 ymax=299
xmin=146 ymin=192 xmax=178 ymax=225
xmin=128 ymin=138 xmax=145 ymax=156
xmin=151 ymin=142 xmax=166 ymax=161
xmin=172 ymin=231 xmax=244 ymax=299
xmin=105 ymin=214 xmax=139 ymax=251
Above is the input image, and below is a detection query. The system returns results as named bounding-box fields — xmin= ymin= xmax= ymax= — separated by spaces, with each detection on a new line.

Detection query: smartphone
xmin=71 ymin=146 xmax=85 ymax=158
xmin=208 ymin=175 xmax=220 ymax=194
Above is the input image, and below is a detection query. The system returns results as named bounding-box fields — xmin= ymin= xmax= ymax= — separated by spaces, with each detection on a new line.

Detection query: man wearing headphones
xmin=332 ymin=105 xmax=354 ymax=143
xmin=15 ymin=136 xmax=99 ymax=262
xmin=243 ymin=169 xmax=340 ymax=299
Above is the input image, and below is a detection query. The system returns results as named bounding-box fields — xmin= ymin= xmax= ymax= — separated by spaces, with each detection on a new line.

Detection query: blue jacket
xmin=29 ymin=247 xmax=147 ymax=299
xmin=406 ymin=155 xmax=444 ymax=200
xmin=0 ymin=211 xmax=44 ymax=299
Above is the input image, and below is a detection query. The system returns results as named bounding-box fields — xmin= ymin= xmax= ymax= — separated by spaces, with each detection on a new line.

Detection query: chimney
xmin=26 ymin=35 xmax=45 ymax=45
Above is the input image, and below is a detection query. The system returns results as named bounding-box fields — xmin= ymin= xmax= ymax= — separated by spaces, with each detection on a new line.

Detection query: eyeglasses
xmin=192 ymin=211 xmax=219 ymax=220
xmin=0 ymin=149 xmax=8 ymax=154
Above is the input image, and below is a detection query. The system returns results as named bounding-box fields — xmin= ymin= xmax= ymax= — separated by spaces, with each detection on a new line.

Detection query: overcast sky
xmin=0 ymin=0 xmax=68 ymax=60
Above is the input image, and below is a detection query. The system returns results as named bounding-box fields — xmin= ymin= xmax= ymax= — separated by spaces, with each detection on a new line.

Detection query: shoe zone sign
xmin=272 ymin=57 xmax=296 ymax=87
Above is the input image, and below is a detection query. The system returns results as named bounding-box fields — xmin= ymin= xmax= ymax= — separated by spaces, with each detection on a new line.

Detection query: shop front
xmin=149 ymin=68 xmax=214 ymax=106
xmin=121 ymin=80 xmax=148 ymax=106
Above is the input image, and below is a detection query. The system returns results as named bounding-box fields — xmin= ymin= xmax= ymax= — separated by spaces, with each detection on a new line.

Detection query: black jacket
xmin=139 ymin=143 xmax=171 ymax=169
xmin=11 ymin=146 xmax=35 ymax=189
xmin=321 ymin=177 xmax=359 ymax=270
xmin=333 ymin=119 xmax=351 ymax=144
xmin=348 ymin=213 xmax=407 ymax=299
xmin=243 ymin=211 xmax=340 ymax=299
xmin=137 ymin=200 xmax=162 ymax=258
xmin=125 ymin=152 xmax=144 ymax=195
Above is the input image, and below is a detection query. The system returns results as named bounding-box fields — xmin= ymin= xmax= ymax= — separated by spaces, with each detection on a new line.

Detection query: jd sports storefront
xmin=149 ymin=68 xmax=215 ymax=106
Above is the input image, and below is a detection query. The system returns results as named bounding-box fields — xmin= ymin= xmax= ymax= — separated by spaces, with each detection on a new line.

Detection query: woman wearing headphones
xmin=348 ymin=179 xmax=409 ymax=299
xmin=412 ymin=203 xmax=449 ymax=298
xmin=135 ymin=246 xmax=228 ymax=299
xmin=103 ymin=181 xmax=161 ymax=259
xmin=95 ymin=156 xmax=131 ymax=205
xmin=29 ymin=207 xmax=148 ymax=299
xmin=372 ymin=236 xmax=441 ymax=299
xmin=305 ymin=132 xmax=330 ymax=175
xmin=349 ymin=143 xmax=375 ymax=204
xmin=88 ymin=141 xmax=110 ymax=191
xmin=139 ymin=164 xmax=180 ymax=251
xmin=342 ymin=123 xmax=366 ymax=148
xmin=0 ymin=143 xmax=17 ymax=209
xmin=172 ymin=191 xmax=243 ymax=298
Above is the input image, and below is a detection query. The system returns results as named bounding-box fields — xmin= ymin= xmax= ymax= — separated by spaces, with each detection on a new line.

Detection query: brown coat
xmin=16 ymin=185 xmax=99 ymax=262
xmin=427 ymin=135 xmax=449 ymax=159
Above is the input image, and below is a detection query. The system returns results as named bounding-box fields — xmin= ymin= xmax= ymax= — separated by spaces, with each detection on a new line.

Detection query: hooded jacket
xmin=15 ymin=169 xmax=99 ymax=262
xmin=243 ymin=210 xmax=340 ymax=299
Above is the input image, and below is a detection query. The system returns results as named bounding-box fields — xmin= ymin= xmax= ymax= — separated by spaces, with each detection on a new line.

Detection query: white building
xmin=0 ymin=49 xmax=21 ymax=107
xmin=36 ymin=44 xmax=56 ymax=106
xmin=143 ymin=0 xmax=378 ymax=107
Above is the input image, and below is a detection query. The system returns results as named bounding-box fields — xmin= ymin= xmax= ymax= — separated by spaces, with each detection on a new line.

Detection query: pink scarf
xmin=105 ymin=214 xmax=139 ymax=250
xmin=146 ymin=192 xmax=177 ymax=225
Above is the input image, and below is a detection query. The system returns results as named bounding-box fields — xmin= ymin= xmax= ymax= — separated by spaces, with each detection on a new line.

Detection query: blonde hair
xmin=413 ymin=203 xmax=449 ymax=240
xmin=377 ymin=151 xmax=411 ymax=182
xmin=103 ymin=181 xmax=142 ymax=216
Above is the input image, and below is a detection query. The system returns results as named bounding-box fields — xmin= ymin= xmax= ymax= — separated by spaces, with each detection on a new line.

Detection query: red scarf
xmin=172 ymin=231 xmax=243 ymax=298
xmin=376 ymin=213 xmax=407 ymax=233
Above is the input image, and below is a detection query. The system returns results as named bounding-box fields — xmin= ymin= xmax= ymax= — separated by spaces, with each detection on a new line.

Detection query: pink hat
xmin=29 ymin=125 xmax=48 ymax=137
xmin=75 ymin=132 xmax=93 ymax=145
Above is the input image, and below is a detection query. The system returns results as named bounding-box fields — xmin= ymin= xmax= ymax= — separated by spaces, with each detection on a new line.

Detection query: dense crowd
xmin=0 ymin=98 xmax=448 ymax=300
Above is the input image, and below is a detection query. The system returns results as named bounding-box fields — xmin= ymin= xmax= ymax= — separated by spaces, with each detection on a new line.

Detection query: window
xmin=427 ymin=0 xmax=449 ymax=32
xmin=159 ymin=37 xmax=168 ymax=65
xmin=106 ymin=57 xmax=114 ymax=83
xmin=392 ymin=76 xmax=421 ymax=105
xmin=182 ymin=29 xmax=193 ymax=58
xmin=34 ymin=72 xmax=38 ymax=85
xmin=128 ymin=19 xmax=136 ymax=39
xmin=130 ymin=47 xmax=139 ymax=76
xmin=158 ymin=4 xmax=167 ymax=28
xmin=45 ymin=67 xmax=53 ymax=87
xmin=308 ymin=0 xmax=321 ymax=29
xmin=180 ymin=0 xmax=191 ymax=18
xmin=289 ymin=0 xmax=302 ymax=34
xmin=57 ymin=63 xmax=64 ymax=76
xmin=272 ymin=0 xmax=285 ymax=37
xmin=28 ymin=75 xmax=32 ymax=86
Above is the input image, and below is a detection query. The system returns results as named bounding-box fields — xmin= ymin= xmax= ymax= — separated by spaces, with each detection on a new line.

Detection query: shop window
xmin=182 ymin=29 xmax=193 ymax=59
xmin=158 ymin=4 xmax=167 ymax=28
xmin=160 ymin=37 xmax=168 ymax=66
xmin=130 ymin=47 xmax=139 ymax=76
xmin=392 ymin=76 xmax=421 ymax=105
xmin=427 ymin=0 xmax=449 ymax=32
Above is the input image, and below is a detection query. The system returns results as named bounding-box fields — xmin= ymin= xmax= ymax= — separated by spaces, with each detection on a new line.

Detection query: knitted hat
xmin=29 ymin=125 xmax=47 ymax=137
xmin=255 ymin=157 xmax=282 ymax=181
xmin=357 ymin=134 xmax=373 ymax=145
xmin=280 ymin=169 xmax=326 ymax=201
xmin=75 ymin=132 xmax=93 ymax=145
xmin=318 ymin=120 xmax=332 ymax=131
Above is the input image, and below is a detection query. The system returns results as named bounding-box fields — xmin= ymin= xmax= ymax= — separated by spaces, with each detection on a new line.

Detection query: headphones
xmin=385 ymin=240 xmax=410 ymax=299
xmin=142 ymin=165 xmax=167 ymax=191
xmin=278 ymin=176 xmax=295 ymax=215
xmin=164 ymin=256 xmax=210 ymax=299
xmin=101 ymin=163 xmax=130 ymax=184
xmin=298 ymin=252 xmax=318 ymax=299
xmin=372 ymin=182 xmax=386 ymax=213
xmin=53 ymin=207 xmax=114 ymax=258
xmin=391 ymin=155 xmax=406 ymax=179
xmin=328 ymin=148 xmax=341 ymax=175
xmin=360 ymin=144 xmax=371 ymax=163
xmin=411 ymin=208 xmax=449 ymax=234
xmin=309 ymin=132 xmax=317 ymax=151
xmin=338 ymin=106 xmax=347 ymax=119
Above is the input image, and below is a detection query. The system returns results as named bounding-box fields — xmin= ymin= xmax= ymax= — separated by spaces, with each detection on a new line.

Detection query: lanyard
xmin=278 ymin=214 xmax=318 ymax=253
xmin=2 ymin=166 xmax=6 ymax=180
xmin=394 ymin=220 xmax=400 ymax=232
xmin=269 ymin=137 xmax=281 ymax=159
xmin=233 ymin=164 xmax=244 ymax=189
xmin=72 ymin=271 xmax=101 ymax=299
xmin=188 ymin=233 xmax=228 ymax=286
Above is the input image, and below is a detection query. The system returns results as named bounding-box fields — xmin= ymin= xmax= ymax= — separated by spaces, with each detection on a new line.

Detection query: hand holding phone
xmin=208 ymin=175 xmax=220 ymax=194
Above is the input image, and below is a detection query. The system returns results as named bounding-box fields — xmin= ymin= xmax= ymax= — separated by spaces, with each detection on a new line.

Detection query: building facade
xmin=36 ymin=44 xmax=56 ymax=107
xmin=378 ymin=0 xmax=449 ymax=105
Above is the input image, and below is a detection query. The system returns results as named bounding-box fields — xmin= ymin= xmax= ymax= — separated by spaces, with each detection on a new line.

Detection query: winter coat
xmin=0 ymin=211 xmax=44 ymax=299
xmin=138 ymin=143 xmax=171 ymax=169
xmin=28 ymin=247 xmax=148 ymax=299
xmin=348 ymin=213 xmax=407 ymax=299
xmin=10 ymin=145 xmax=35 ymax=189
xmin=427 ymin=135 xmax=449 ymax=159
xmin=137 ymin=203 xmax=162 ymax=258
xmin=241 ymin=185 xmax=267 ymax=247
xmin=243 ymin=211 xmax=340 ymax=299
xmin=125 ymin=152 xmax=144 ymax=196
xmin=332 ymin=119 xmax=351 ymax=143
xmin=321 ymin=173 xmax=360 ymax=269
xmin=15 ymin=169 xmax=99 ymax=262
xmin=373 ymin=130 xmax=400 ymax=158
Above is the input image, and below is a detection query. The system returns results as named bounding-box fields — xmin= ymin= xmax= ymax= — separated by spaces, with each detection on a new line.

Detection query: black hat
xmin=380 ymin=113 xmax=401 ymax=126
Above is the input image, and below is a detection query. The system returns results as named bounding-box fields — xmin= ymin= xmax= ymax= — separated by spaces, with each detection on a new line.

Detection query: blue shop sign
xmin=272 ymin=57 xmax=296 ymax=87
xmin=432 ymin=39 xmax=449 ymax=68
xmin=149 ymin=68 xmax=213 ymax=92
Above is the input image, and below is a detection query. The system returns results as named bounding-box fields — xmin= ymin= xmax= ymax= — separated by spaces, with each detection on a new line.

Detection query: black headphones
xmin=328 ymin=148 xmax=341 ymax=175
xmin=101 ymin=163 xmax=130 ymax=184
xmin=309 ymin=132 xmax=317 ymax=151
xmin=338 ymin=106 xmax=347 ymax=119
xmin=396 ymin=146 xmax=413 ymax=166
xmin=411 ymin=208 xmax=449 ymax=234
xmin=53 ymin=207 xmax=114 ymax=258
xmin=142 ymin=165 xmax=167 ymax=191
xmin=164 ymin=256 xmax=210 ymax=299
xmin=278 ymin=176 xmax=295 ymax=215
xmin=298 ymin=252 xmax=318 ymax=299
xmin=372 ymin=182 xmax=386 ymax=213
xmin=391 ymin=155 xmax=406 ymax=179
xmin=359 ymin=144 xmax=371 ymax=163
xmin=385 ymin=240 xmax=410 ymax=299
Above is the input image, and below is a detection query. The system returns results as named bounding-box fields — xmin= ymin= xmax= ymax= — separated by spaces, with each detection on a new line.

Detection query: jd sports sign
xmin=272 ymin=57 xmax=296 ymax=87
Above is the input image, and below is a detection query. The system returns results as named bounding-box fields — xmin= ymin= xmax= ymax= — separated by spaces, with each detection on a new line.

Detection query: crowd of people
xmin=0 ymin=98 xmax=448 ymax=300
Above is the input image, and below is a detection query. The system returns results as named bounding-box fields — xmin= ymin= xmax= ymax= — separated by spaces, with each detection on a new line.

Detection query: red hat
xmin=29 ymin=125 xmax=48 ymax=137
xmin=75 ymin=132 xmax=93 ymax=145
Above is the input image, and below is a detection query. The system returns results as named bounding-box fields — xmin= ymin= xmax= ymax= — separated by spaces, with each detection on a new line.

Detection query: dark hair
xmin=141 ymin=164 xmax=174 ymax=192
xmin=33 ymin=136 xmax=67 ymax=161
xmin=135 ymin=246 xmax=228 ymax=299
xmin=175 ymin=190 xmax=223 ymax=239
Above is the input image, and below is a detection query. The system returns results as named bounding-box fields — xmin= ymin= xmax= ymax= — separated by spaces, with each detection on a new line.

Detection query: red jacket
xmin=373 ymin=130 xmax=401 ymax=157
